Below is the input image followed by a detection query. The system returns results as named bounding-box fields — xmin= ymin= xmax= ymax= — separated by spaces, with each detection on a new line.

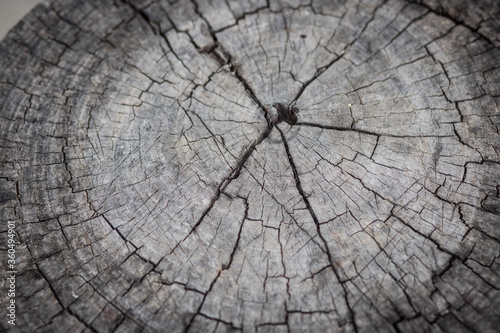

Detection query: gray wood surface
xmin=1 ymin=0 xmax=499 ymax=332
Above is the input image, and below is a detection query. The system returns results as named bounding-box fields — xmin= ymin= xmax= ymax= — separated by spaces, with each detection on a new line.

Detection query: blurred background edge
xmin=0 ymin=0 xmax=43 ymax=41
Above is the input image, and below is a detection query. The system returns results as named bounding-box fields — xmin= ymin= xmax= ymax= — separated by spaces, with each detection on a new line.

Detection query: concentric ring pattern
xmin=1 ymin=0 xmax=499 ymax=332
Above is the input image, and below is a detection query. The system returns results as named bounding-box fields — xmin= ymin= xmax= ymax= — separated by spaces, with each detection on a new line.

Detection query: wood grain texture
xmin=1 ymin=0 xmax=499 ymax=332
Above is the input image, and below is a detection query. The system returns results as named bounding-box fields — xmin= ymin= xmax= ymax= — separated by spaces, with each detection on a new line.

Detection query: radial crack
xmin=278 ymin=126 xmax=359 ymax=333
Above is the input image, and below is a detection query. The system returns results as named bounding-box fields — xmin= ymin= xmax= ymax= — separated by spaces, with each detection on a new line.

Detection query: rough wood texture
xmin=1 ymin=0 xmax=499 ymax=332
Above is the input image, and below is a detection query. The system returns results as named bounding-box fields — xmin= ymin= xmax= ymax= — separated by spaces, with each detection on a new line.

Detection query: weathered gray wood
xmin=1 ymin=0 xmax=499 ymax=332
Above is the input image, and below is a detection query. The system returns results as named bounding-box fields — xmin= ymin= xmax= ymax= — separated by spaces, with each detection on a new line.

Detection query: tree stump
xmin=1 ymin=0 xmax=499 ymax=332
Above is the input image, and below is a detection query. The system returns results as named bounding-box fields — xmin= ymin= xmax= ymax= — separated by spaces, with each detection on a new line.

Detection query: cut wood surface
xmin=1 ymin=0 xmax=499 ymax=332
